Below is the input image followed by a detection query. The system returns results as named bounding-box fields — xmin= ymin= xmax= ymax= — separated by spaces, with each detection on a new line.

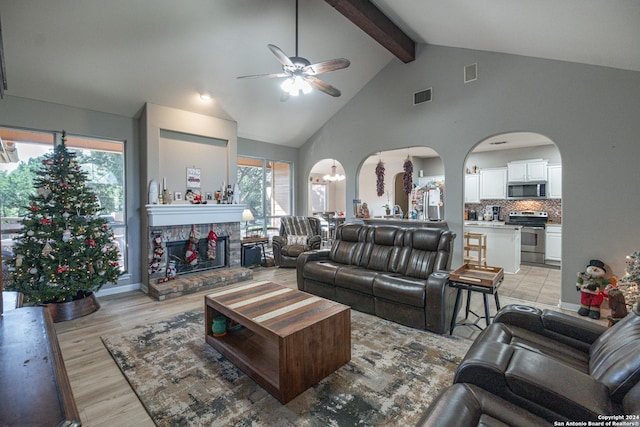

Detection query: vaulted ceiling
xmin=1 ymin=0 xmax=638 ymax=147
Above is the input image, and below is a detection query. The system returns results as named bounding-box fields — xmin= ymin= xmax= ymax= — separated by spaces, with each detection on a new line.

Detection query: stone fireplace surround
xmin=144 ymin=204 xmax=252 ymax=300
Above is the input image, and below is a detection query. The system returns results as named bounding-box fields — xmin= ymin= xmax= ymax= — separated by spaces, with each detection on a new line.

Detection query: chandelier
xmin=323 ymin=161 xmax=345 ymax=181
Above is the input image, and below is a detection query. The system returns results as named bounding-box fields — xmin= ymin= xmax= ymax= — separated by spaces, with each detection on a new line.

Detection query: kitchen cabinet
xmin=464 ymin=174 xmax=480 ymax=203
xmin=507 ymin=159 xmax=548 ymax=182
xmin=545 ymin=224 xmax=562 ymax=265
xmin=480 ymin=168 xmax=507 ymax=199
xmin=547 ymin=164 xmax=562 ymax=198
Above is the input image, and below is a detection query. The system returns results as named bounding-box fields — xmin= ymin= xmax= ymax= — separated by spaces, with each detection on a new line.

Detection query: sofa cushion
xmin=334 ymin=266 xmax=378 ymax=294
xmin=477 ymin=322 xmax=590 ymax=372
xmin=360 ymin=226 xmax=403 ymax=272
xmin=329 ymin=224 xmax=364 ymax=265
xmin=287 ymin=234 xmax=308 ymax=246
xmin=281 ymin=244 xmax=307 ymax=257
xmin=281 ymin=216 xmax=315 ymax=236
xmin=372 ymin=273 xmax=426 ymax=307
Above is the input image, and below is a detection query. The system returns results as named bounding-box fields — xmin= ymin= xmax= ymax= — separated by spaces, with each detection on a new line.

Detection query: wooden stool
xmin=464 ymin=232 xmax=487 ymax=267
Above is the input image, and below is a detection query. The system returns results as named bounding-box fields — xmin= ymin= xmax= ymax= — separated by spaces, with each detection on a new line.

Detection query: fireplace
xmin=144 ymin=204 xmax=251 ymax=300
xmin=165 ymin=236 xmax=228 ymax=275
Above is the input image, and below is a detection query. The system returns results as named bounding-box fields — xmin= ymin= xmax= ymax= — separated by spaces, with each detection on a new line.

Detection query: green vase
xmin=212 ymin=315 xmax=227 ymax=337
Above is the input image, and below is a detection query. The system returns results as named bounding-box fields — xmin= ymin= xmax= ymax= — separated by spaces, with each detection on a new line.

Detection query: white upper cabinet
xmin=480 ymin=167 xmax=507 ymax=199
xmin=507 ymin=159 xmax=548 ymax=182
xmin=465 ymin=174 xmax=480 ymax=203
xmin=547 ymin=164 xmax=562 ymax=198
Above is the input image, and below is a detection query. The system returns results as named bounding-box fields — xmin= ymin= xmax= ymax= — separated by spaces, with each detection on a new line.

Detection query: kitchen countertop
xmin=464 ymin=221 xmax=521 ymax=230
xmin=364 ymin=218 xmax=449 ymax=229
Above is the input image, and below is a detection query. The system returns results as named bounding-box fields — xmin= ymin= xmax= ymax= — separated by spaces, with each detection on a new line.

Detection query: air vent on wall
xmin=413 ymin=87 xmax=432 ymax=106
xmin=464 ymin=63 xmax=478 ymax=83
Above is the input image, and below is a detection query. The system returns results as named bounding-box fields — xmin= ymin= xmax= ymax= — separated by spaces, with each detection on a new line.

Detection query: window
xmin=65 ymin=134 xmax=127 ymax=272
xmin=237 ymin=157 xmax=292 ymax=238
xmin=311 ymin=183 xmax=327 ymax=213
xmin=0 ymin=127 xmax=127 ymax=278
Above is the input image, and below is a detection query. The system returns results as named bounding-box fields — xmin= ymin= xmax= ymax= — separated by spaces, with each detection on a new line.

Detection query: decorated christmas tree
xmin=7 ymin=132 xmax=121 ymax=304
xmin=619 ymin=250 xmax=640 ymax=308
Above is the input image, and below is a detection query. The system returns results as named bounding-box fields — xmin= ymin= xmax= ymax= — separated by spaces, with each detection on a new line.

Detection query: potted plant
xmin=7 ymin=132 xmax=121 ymax=322
xmin=382 ymin=204 xmax=391 ymax=215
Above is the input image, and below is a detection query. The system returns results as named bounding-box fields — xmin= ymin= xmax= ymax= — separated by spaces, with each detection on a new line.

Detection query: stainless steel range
xmin=505 ymin=211 xmax=549 ymax=264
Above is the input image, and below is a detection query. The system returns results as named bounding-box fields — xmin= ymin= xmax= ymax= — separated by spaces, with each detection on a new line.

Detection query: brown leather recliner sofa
xmin=296 ymin=223 xmax=456 ymax=334
xmin=417 ymin=303 xmax=640 ymax=425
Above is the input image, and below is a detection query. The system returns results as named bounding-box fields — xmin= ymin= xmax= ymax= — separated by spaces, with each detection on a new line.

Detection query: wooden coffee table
xmin=205 ymin=281 xmax=351 ymax=403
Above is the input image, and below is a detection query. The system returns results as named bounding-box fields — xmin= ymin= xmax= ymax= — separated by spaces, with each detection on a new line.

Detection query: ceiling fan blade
xmin=268 ymin=44 xmax=294 ymax=67
xmin=304 ymin=58 xmax=351 ymax=75
xmin=237 ymin=73 xmax=288 ymax=79
xmin=305 ymin=76 xmax=341 ymax=97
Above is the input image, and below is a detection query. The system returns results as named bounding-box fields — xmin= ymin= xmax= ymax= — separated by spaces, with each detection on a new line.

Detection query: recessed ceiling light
xmin=200 ymin=92 xmax=213 ymax=101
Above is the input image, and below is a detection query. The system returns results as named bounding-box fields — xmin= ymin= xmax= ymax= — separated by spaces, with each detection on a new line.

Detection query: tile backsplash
xmin=465 ymin=199 xmax=562 ymax=223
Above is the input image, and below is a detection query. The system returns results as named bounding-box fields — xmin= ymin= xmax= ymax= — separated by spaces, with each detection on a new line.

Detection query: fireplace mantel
xmin=145 ymin=204 xmax=244 ymax=227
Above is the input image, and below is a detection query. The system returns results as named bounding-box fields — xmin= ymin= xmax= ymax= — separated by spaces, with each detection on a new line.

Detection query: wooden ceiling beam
xmin=325 ymin=0 xmax=415 ymax=63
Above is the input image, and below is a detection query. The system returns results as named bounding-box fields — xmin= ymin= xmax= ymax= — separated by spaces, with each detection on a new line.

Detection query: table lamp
xmin=242 ymin=208 xmax=255 ymax=237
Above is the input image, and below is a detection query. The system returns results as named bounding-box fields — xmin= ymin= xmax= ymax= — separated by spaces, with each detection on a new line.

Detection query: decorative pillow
xmin=287 ymin=234 xmax=308 ymax=246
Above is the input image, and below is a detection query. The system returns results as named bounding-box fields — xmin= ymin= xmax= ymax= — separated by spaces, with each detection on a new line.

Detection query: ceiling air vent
xmin=413 ymin=87 xmax=432 ymax=106
xmin=464 ymin=63 xmax=478 ymax=83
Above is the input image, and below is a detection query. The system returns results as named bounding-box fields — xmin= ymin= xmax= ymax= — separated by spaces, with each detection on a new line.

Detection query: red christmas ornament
xmin=30 ymin=205 xmax=38 ymax=211
xmin=39 ymin=218 xmax=53 ymax=225
xmin=57 ymin=265 xmax=69 ymax=274
xmin=87 ymin=238 xmax=97 ymax=247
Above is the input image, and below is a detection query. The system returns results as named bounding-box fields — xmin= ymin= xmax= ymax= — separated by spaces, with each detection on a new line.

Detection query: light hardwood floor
xmin=54 ymin=266 xmax=604 ymax=426
xmin=54 ymin=267 xmax=296 ymax=426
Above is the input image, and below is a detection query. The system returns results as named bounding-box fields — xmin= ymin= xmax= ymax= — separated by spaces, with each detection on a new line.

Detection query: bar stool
xmin=464 ymin=232 xmax=487 ymax=267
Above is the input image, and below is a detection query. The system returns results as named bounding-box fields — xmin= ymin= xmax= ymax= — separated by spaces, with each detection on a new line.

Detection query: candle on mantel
xmin=163 ymin=177 xmax=166 ymax=190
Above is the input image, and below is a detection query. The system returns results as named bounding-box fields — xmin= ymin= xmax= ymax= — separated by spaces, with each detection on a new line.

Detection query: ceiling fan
xmin=237 ymin=0 xmax=350 ymax=101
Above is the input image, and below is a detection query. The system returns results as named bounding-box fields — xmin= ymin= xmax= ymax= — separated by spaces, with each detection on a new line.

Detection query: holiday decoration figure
xmin=576 ymin=259 xmax=612 ymax=319
xmin=7 ymin=131 xmax=121 ymax=305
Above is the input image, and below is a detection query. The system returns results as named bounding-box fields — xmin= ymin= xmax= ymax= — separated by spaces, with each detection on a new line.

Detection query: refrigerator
xmin=424 ymin=187 xmax=444 ymax=220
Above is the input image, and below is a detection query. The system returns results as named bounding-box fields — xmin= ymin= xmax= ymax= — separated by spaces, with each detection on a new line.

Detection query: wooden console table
xmin=205 ymin=281 xmax=351 ymax=403
xmin=0 ymin=307 xmax=81 ymax=426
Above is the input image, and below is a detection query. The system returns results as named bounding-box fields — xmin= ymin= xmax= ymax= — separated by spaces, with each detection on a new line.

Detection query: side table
xmin=448 ymin=264 xmax=504 ymax=335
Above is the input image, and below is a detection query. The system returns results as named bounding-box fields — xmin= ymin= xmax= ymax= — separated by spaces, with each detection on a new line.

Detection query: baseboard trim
xmin=97 ymin=283 xmax=142 ymax=297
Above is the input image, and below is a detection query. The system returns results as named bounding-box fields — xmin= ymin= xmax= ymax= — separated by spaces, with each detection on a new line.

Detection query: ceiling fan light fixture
xmin=281 ymin=76 xmax=312 ymax=96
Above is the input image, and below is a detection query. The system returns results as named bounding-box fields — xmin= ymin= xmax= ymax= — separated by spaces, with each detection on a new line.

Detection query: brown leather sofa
xmin=296 ymin=223 xmax=456 ymax=334
xmin=272 ymin=216 xmax=323 ymax=268
xmin=418 ymin=303 xmax=640 ymax=425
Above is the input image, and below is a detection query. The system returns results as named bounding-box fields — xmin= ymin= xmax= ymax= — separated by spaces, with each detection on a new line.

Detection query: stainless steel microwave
xmin=507 ymin=182 xmax=547 ymax=199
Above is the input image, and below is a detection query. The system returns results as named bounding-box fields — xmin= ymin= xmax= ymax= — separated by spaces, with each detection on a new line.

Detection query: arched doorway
xmin=358 ymin=147 xmax=442 ymax=218
xmin=464 ymin=131 xmax=562 ymax=306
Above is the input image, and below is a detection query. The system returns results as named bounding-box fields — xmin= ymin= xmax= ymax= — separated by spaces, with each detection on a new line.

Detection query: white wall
xmin=298 ymin=44 xmax=640 ymax=308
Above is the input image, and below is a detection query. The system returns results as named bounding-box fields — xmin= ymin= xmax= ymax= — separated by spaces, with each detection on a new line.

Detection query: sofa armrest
xmin=307 ymin=235 xmax=322 ymax=250
xmin=296 ymin=249 xmax=330 ymax=291
xmin=425 ymin=270 xmax=456 ymax=334
xmin=505 ymin=349 xmax=615 ymax=421
xmin=494 ymin=305 xmax=605 ymax=350
xmin=456 ymin=343 xmax=616 ymax=421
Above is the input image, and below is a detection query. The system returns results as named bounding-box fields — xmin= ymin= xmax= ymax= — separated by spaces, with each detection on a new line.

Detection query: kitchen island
xmin=464 ymin=221 xmax=521 ymax=274
xmin=363 ymin=218 xmax=449 ymax=229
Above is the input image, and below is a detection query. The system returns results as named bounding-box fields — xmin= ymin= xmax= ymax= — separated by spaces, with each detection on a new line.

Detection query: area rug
xmin=101 ymin=310 xmax=471 ymax=426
